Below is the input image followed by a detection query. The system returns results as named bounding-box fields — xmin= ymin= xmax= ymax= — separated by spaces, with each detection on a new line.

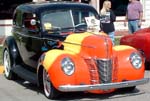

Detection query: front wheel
xmin=3 ymin=49 xmax=16 ymax=80
xmin=124 ymin=86 xmax=136 ymax=91
xmin=119 ymin=86 xmax=136 ymax=92
xmin=43 ymin=68 xmax=60 ymax=99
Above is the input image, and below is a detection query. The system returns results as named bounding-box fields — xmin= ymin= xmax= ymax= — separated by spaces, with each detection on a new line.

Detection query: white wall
xmin=143 ymin=0 xmax=150 ymax=28
xmin=0 ymin=20 xmax=12 ymax=37
xmin=90 ymin=0 xmax=99 ymax=13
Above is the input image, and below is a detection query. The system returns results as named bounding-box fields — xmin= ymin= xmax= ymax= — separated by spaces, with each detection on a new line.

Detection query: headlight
xmin=130 ymin=52 xmax=142 ymax=69
xmin=61 ymin=57 xmax=75 ymax=75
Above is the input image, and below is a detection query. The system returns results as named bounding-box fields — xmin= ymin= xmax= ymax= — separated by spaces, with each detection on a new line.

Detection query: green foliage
xmin=115 ymin=37 xmax=121 ymax=45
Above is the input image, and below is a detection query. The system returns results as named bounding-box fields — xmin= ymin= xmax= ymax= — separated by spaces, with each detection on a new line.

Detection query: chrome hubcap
xmin=3 ymin=50 xmax=11 ymax=77
xmin=43 ymin=69 xmax=51 ymax=97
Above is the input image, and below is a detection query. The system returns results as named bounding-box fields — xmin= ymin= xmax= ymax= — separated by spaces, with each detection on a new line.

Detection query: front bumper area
xmin=58 ymin=78 xmax=149 ymax=92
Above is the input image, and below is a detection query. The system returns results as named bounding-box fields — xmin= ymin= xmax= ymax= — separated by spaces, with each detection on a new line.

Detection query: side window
xmin=23 ymin=13 xmax=37 ymax=30
xmin=13 ymin=10 xmax=23 ymax=27
xmin=72 ymin=10 xmax=95 ymax=25
xmin=13 ymin=12 xmax=17 ymax=25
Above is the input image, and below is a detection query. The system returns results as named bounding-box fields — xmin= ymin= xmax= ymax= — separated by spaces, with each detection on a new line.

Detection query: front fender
xmin=40 ymin=49 xmax=91 ymax=90
xmin=113 ymin=45 xmax=145 ymax=82
xmin=3 ymin=36 xmax=22 ymax=65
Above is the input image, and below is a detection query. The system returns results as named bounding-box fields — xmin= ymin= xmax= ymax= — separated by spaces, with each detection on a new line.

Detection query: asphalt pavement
xmin=0 ymin=71 xmax=150 ymax=101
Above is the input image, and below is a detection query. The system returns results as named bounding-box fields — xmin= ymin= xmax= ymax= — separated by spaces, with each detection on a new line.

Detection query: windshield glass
xmin=41 ymin=9 xmax=96 ymax=32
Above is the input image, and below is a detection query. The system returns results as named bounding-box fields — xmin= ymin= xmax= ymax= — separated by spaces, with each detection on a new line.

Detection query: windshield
xmin=41 ymin=9 xmax=96 ymax=32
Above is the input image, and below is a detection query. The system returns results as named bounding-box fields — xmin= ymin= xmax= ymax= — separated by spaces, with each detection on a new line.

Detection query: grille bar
xmin=84 ymin=59 xmax=100 ymax=84
xmin=96 ymin=59 xmax=112 ymax=83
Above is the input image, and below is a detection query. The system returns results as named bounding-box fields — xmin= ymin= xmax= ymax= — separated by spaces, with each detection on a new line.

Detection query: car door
xmin=14 ymin=12 xmax=42 ymax=68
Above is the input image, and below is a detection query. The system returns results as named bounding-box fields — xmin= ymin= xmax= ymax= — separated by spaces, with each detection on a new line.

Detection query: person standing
xmin=100 ymin=0 xmax=116 ymax=45
xmin=124 ymin=0 xmax=143 ymax=34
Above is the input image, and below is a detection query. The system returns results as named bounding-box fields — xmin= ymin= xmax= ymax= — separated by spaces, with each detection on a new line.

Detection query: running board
xmin=12 ymin=65 xmax=38 ymax=84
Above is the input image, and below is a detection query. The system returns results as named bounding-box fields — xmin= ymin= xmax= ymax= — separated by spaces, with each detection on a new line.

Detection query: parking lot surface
xmin=0 ymin=71 xmax=149 ymax=101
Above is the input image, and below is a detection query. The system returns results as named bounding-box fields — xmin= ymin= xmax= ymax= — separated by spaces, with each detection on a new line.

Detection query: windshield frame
xmin=40 ymin=8 xmax=98 ymax=33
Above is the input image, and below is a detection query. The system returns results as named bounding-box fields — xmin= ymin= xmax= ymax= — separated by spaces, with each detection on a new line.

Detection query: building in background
xmin=0 ymin=0 xmax=150 ymax=40
xmin=0 ymin=0 xmax=32 ymax=43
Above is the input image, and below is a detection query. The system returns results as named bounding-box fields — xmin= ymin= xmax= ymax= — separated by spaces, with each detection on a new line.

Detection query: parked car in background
xmin=2 ymin=1 xmax=149 ymax=99
xmin=120 ymin=27 xmax=150 ymax=69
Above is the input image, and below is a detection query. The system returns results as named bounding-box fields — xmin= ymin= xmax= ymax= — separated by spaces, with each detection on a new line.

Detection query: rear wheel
xmin=43 ymin=68 xmax=59 ymax=99
xmin=3 ymin=49 xmax=16 ymax=80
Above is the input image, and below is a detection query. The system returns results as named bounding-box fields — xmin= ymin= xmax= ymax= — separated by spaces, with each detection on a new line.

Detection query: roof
xmin=15 ymin=1 xmax=97 ymax=14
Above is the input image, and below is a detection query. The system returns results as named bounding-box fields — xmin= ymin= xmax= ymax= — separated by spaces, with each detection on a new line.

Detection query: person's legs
xmin=132 ymin=20 xmax=140 ymax=33
xmin=128 ymin=21 xmax=134 ymax=34
xmin=108 ymin=31 xmax=115 ymax=45
xmin=128 ymin=20 xmax=140 ymax=34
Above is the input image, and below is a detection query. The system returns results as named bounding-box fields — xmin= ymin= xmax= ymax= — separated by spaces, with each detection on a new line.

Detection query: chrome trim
xmin=58 ymin=78 xmax=149 ymax=92
xmin=96 ymin=59 xmax=112 ymax=83
xmin=84 ymin=58 xmax=99 ymax=84
xmin=104 ymin=36 xmax=109 ymax=58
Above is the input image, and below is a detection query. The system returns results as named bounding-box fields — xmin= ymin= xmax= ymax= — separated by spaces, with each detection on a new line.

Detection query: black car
xmin=3 ymin=1 xmax=99 ymax=98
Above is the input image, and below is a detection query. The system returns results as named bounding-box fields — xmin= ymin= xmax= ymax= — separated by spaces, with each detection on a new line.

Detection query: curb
xmin=0 ymin=66 xmax=4 ymax=74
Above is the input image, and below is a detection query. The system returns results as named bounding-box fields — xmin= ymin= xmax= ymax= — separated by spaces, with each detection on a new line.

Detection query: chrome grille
xmin=84 ymin=59 xmax=100 ymax=84
xmin=96 ymin=59 xmax=112 ymax=83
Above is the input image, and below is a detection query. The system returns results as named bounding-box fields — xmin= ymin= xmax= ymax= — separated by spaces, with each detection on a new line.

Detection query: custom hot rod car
xmin=120 ymin=27 xmax=150 ymax=69
xmin=2 ymin=1 xmax=149 ymax=99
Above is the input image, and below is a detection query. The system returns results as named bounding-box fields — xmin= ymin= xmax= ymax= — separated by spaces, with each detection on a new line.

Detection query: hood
xmin=63 ymin=32 xmax=113 ymax=59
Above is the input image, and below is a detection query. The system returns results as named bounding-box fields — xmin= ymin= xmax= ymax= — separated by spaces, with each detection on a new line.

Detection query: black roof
xmin=16 ymin=1 xmax=98 ymax=14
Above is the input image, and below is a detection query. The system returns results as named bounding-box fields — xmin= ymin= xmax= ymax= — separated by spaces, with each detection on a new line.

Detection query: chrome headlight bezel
xmin=129 ymin=52 xmax=143 ymax=69
xmin=61 ymin=57 xmax=75 ymax=76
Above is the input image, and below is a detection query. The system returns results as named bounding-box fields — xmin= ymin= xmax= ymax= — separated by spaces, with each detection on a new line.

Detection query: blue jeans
xmin=128 ymin=20 xmax=140 ymax=34
xmin=108 ymin=31 xmax=115 ymax=45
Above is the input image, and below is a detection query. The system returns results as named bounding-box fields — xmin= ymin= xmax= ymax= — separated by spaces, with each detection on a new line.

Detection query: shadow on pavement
xmin=56 ymin=88 xmax=143 ymax=101
xmin=12 ymin=78 xmax=145 ymax=101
